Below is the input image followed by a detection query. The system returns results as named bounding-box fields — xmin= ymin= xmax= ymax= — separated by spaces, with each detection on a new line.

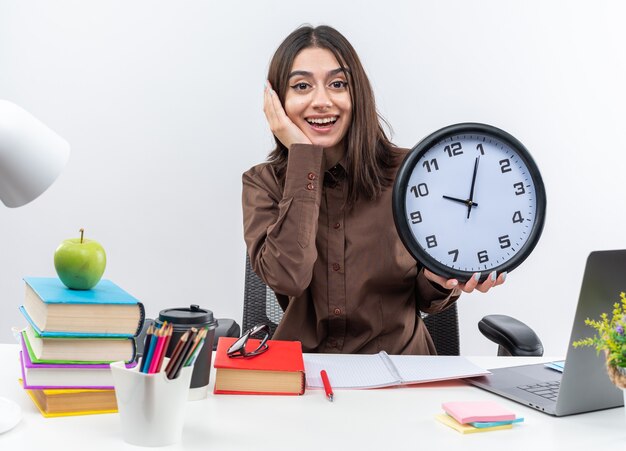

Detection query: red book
xmin=213 ymin=337 xmax=305 ymax=395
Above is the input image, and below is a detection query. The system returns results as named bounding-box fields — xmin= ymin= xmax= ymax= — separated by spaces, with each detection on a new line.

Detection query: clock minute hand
xmin=442 ymin=195 xmax=479 ymax=208
xmin=467 ymin=155 xmax=480 ymax=219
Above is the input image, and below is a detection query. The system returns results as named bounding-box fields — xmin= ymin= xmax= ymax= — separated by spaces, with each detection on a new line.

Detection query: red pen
xmin=320 ymin=370 xmax=334 ymax=402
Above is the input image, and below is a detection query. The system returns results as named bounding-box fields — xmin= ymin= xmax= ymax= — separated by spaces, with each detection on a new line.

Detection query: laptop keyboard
xmin=517 ymin=381 xmax=561 ymax=401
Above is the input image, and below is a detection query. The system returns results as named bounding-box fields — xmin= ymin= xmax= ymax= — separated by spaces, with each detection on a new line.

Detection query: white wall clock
xmin=392 ymin=123 xmax=546 ymax=282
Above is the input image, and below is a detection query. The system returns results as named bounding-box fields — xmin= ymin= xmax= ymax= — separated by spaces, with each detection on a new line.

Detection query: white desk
xmin=1 ymin=344 xmax=624 ymax=450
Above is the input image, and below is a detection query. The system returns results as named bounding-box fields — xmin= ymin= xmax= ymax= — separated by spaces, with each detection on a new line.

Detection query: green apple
xmin=54 ymin=228 xmax=107 ymax=290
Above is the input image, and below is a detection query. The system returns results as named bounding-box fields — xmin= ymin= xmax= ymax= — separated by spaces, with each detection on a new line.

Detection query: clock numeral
xmin=477 ymin=250 xmax=489 ymax=263
xmin=512 ymin=211 xmax=524 ymax=223
xmin=410 ymin=183 xmax=429 ymax=198
xmin=443 ymin=142 xmax=463 ymax=157
xmin=426 ymin=235 xmax=438 ymax=248
xmin=422 ymin=158 xmax=439 ymax=172
xmin=499 ymin=159 xmax=512 ymax=173
xmin=409 ymin=211 xmax=422 ymax=224
xmin=498 ymin=235 xmax=511 ymax=249
xmin=513 ymin=182 xmax=525 ymax=195
xmin=477 ymin=143 xmax=485 ymax=155
xmin=448 ymin=249 xmax=459 ymax=263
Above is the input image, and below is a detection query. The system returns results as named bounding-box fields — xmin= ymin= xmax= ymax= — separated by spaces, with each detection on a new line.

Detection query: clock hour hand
xmin=467 ymin=156 xmax=480 ymax=219
xmin=442 ymin=195 xmax=479 ymax=208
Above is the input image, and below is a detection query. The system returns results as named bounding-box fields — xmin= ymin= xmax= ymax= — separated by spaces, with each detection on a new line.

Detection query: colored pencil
xmin=148 ymin=322 xmax=167 ymax=374
xmin=186 ymin=335 xmax=206 ymax=367
xmin=154 ymin=324 xmax=173 ymax=373
xmin=168 ymin=328 xmax=197 ymax=380
xmin=139 ymin=324 xmax=155 ymax=373
xmin=164 ymin=329 xmax=190 ymax=376
xmin=142 ymin=334 xmax=158 ymax=373
xmin=184 ymin=328 xmax=208 ymax=366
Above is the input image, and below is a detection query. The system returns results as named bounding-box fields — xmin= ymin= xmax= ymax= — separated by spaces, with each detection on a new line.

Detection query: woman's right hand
xmin=263 ymin=81 xmax=311 ymax=149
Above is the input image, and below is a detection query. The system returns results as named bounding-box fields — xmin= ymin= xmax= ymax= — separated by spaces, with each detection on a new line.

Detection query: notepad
xmin=442 ymin=400 xmax=516 ymax=423
xmin=544 ymin=360 xmax=565 ymax=373
xmin=303 ymin=352 xmax=490 ymax=389
xmin=469 ymin=418 xmax=524 ymax=428
xmin=435 ymin=414 xmax=514 ymax=434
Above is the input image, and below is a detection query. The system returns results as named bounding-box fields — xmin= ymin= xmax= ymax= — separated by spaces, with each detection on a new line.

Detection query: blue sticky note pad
xmin=470 ymin=417 xmax=525 ymax=428
xmin=544 ymin=361 xmax=565 ymax=373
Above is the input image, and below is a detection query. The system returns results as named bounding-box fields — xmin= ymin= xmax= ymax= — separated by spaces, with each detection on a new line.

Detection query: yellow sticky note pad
xmin=435 ymin=414 xmax=513 ymax=434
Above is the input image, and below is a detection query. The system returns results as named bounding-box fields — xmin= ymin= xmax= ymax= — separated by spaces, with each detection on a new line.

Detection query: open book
xmin=304 ymin=352 xmax=490 ymax=389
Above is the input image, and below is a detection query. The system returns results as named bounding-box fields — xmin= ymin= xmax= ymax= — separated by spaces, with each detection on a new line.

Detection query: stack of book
xmin=18 ymin=277 xmax=144 ymax=417
xmin=435 ymin=400 xmax=524 ymax=434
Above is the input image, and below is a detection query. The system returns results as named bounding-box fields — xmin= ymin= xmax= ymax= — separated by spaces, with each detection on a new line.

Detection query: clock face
xmin=392 ymin=123 xmax=546 ymax=282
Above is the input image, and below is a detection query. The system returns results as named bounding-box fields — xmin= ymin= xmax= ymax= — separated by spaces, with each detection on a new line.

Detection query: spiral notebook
xmin=303 ymin=352 xmax=490 ymax=389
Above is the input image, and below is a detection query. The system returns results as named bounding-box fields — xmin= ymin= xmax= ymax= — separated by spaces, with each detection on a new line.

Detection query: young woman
xmin=242 ymin=25 xmax=505 ymax=354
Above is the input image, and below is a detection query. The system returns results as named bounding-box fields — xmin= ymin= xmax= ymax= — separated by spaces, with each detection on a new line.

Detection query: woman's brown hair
xmin=266 ymin=25 xmax=398 ymax=206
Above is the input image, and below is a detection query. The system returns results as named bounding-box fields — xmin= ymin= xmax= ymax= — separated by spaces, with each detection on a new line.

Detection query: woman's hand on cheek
xmin=263 ymin=82 xmax=311 ymax=149
xmin=423 ymin=268 xmax=506 ymax=294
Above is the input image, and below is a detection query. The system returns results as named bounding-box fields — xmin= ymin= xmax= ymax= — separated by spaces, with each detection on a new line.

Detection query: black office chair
xmin=243 ymin=254 xmax=543 ymax=356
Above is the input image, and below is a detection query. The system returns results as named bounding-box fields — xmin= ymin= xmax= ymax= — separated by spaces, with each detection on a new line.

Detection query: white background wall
xmin=1 ymin=0 xmax=625 ymax=357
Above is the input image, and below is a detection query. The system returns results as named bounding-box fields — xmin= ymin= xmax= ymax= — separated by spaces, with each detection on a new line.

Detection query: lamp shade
xmin=0 ymin=99 xmax=70 ymax=207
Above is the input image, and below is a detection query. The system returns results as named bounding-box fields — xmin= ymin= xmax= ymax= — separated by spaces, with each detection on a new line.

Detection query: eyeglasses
xmin=227 ymin=324 xmax=270 ymax=358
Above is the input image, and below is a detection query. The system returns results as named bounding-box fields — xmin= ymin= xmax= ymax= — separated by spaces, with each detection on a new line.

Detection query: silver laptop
xmin=467 ymin=249 xmax=626 ymax=416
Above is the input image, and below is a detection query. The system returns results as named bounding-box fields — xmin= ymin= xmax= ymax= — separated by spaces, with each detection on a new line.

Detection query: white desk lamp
xmin=0 ymin=99 xmax=70 ymax=433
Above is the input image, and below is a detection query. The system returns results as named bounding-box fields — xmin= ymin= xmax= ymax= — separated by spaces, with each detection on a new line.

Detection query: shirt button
xmin=333 ymin=223 xmax=341 ymax=230
xmin=333 ymin=308 xmax=342 ymax=315
xmin=306 ymin=183 xmax=314 ymax=190
xmin=307 ymin=172 xmax=316 ymax=180
xmin=332 ymin=263 xmax=340 ymax=271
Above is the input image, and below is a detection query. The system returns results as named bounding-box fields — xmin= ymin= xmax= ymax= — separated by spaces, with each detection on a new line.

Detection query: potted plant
xmin=573 ymin=291 xmax=626 ymax=387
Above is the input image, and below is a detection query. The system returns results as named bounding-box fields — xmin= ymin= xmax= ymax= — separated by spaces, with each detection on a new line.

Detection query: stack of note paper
xmin=435 ymin=400 xmax=524 ymax=434
xmin=544 ymin=360 xmax=565 ymax=373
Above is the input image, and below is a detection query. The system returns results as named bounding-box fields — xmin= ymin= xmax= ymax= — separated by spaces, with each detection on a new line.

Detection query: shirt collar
xmin=324 ymin=157 xmax=347 ymax=187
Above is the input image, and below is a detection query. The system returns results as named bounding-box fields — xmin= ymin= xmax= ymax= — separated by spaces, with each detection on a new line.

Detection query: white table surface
xmin=0 ymin=343 xmax=624 ymax=450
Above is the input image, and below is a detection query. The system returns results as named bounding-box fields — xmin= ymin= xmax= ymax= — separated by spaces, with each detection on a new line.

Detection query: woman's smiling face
xmin=284 ymin=47 xmax=352 ymax=152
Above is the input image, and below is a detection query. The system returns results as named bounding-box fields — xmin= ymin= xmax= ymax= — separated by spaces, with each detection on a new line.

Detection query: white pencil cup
xmin=110 ymin=360 xmax=194 ymax=447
